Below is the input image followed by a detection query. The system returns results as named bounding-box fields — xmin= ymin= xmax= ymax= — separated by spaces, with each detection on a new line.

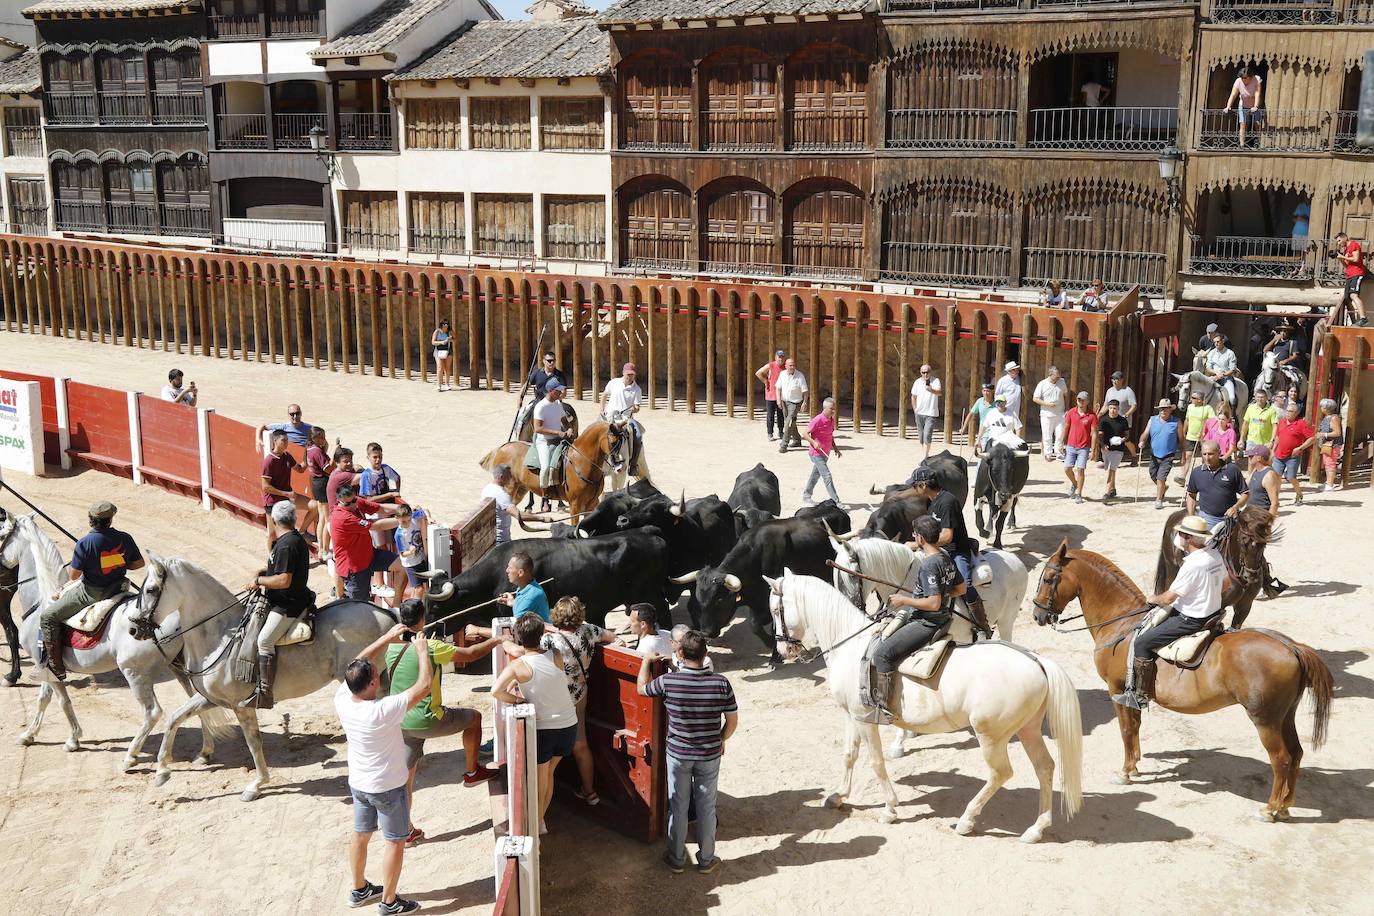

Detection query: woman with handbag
xmin=431 ymin=318 xmax=453 ymax=392
xmin=541 ymin=596 xmax=623 ymax=806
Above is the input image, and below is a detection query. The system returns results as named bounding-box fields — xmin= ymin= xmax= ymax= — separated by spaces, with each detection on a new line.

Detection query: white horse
xmin=1175 ymin=369 xmax=1248 ymax=421
xmin=1 ymin=512 xmax=228 ymax=768
xmin=604 ymin=411 xmax=652 ymax=491
xmin=137 ymin=555 xmax=396 ymax=800
xmin=1253 ymin=350 xmax=1307 ymax=403
xmin=767 ymin=570 xmax=1081 ymax=841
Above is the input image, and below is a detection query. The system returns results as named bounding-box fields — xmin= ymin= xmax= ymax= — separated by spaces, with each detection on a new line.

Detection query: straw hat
xmin=1174 ymin=515 xmax=1213 ymax=539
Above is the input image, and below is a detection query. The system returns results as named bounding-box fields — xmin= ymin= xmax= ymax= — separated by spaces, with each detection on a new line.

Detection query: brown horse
xmin=1155 ymin=507 xmax=1275 ymax=628
xmin=479 ymin=419 xmax=631 ymax=522
xmin=1031 ymin=541 xmax=1332 ymax=821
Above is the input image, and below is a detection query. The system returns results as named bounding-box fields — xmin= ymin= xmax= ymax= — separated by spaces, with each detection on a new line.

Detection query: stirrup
xmin=1111 ymin=689 xmax=1145 ymax=711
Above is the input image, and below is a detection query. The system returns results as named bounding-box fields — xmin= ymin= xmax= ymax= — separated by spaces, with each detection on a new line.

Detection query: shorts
xmin=1236 ymin=108 xmax=1262 ymax=127
xmin=310 ymin=476 xmax=328 ymax=503
xmin=1062 ymin=445 xmax=1090 ymax=469
xmin=1344 ymin=274 xmax=1365 ymax=303
xmin=536 ymin=724 xmax=577 ymax=764
xmin=342 ymin=549 xmax=399 ymax=601
xmin=1149 ymin=453 xmax=1175 ymax=482
xmin=1103 ymin=450 xmax=1124 ymax=472
xmin=404 ymin=558 xmax=430 ymax=588
xmin=1273 ymin=455 xmax=1301 ymax=480
xmin=402 ymin=707 xmax=479 ymax=770
xmin=351 ymin=783 xmax=410 ymax=842
xmin=1322 ymin=451 xmax=1339 ymax=474
xmin=916 ymin=414 xmax=937 ymax=445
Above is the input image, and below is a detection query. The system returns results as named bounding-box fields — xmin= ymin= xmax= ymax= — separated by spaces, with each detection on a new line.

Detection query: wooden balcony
xmin=1210 ymin=0 xmax=1336 ymax=23
xmin=788 ymin=109 xmax=867 ymax=151
xmin=152 ymin=91 xmax=205 ymax=125
xmin=880 ymin=241 xmax=1014 ymax=287
xmin=1188 ymin=235 xmax=1315 ymax=281
xmin=1024 ymin=247 xmax=1167 ymax=295
xmin=703 ymin=111 xmax=778 ymax=151
xmin=887 ymin=109 xmax=1017 ymax=150
xmin=47 ymin=92 xmax=97 ymax=126
xmin=622 ymin=111 xmax=692 ymax=151
xmin=98 ymin=92 xmax=148 ymax=125
xmin=338 ymin=112 xmax=393 ymax=152
xmin=208 ymin=10 xmax=322 ymax=39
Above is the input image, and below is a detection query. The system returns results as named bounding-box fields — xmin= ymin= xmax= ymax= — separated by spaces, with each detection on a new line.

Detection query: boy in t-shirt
xmin=392 ymin=503 xmax=429 ymax=599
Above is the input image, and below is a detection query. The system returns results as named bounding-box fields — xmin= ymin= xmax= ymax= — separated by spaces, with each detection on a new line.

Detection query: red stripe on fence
xmin=65 ymin=381 xmax=132 ymax=476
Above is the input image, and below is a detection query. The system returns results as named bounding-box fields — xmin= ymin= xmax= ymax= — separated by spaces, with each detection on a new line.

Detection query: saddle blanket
xmin=65 ymin=589 xmax=134 ymax=634
xmin=523 ymin=439 xmax=568 ymax=472
xmin=1138 ymin=607 xmax=1219 ymax=666
xmin=898 ymin=637 xmax=956 ymax=680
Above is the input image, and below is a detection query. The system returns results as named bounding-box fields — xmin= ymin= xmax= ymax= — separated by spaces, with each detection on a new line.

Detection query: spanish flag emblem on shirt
xmin=99 ymin=546 xmax=127 ymax=574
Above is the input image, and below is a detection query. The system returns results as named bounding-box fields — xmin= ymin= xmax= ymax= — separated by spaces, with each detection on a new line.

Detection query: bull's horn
xmin=416 ymin=570 xmax=442 ymax=580
xmin=576 ymin=528 xmax=589 ymax=539
xmin=518 ymin=516 xmax=551 ymax=533
xmin=835 ymin=529 xmax=861 ymax=542
xmin=723 ymin=574 xmax=742 ymax=592
xmin=670 ymin=490 xmax=685 ymax=518
xmin=669 ymin=570 xmax=700 ymax=585
xmin=822 ymin=518 xmax=836 ymax=537
xmin=868 ymin=484 xmax=883 ymax=496
xmin=430 ymin=581 xmax=455 ymax=601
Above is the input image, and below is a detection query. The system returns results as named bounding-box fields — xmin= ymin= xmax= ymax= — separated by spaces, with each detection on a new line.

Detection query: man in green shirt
xmin=1240 ymin=389 xmax=1278 ymax=451
xmin=960 ymin=382 xmax=997 ymax=456
xmin=386 ymin=599 xmax=502 ymax=845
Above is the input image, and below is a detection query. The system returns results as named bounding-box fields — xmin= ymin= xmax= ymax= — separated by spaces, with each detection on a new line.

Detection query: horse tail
xmin=196 ymin=704 xmax=237 ymax=741
xmin=1038 ymin=653 xmax=1084 ymax=820
xmin=478 ymin=446 xmax=498 ymax=472
xmin=1251 ymin=629 xmax=1333 ymax=750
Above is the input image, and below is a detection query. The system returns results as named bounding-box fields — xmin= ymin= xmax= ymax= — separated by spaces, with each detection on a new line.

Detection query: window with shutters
xmin=544 ymin=196 xmax=605 ymax=261
xmin=788 ymin=43 xmax=868 ymax=150
xmin=540 ymin=97 xmax=604 ymax=150
xmin=702 ymin=180 xmax=776 ymax=273
xmin=620 ymin=50 xmax=692 ymax=149
xmin=409 ymin=192 xmax=465 ymax=254
xmin=8 ymin=178 xmax=47 ymax=235
xmin=3 ymin=107 xmax=41 ymax=157
xmin=405 ymin=98 xmax=463 ymax=149
xmin=44 ymin=53 xmax=96 ymax=124
xmin=158 ymin=159 xmax=211 ymax=236
xmin=342 ymin=190 xmax=400 ymax=250
xmin=150 ymin=50 xmax=205 ymax=124
xmin=475 ymin=194 xmax=534 ymax=256
xmin=469 ymin=97 xmax=531 ymax=150
xmin=702 ymin=47 xmax=777 ymax=150
xmin=785 ymin=183 xmax=864 ymax=278
xmin=97 ymin=52 xmax=148 ymax=124
xmin=621 ymin=180 xmax=691 ymax=269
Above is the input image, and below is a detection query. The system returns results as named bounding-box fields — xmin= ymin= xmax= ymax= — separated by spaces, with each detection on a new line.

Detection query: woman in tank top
xmin=1315 ymin=398 xmax=1344 ymax=491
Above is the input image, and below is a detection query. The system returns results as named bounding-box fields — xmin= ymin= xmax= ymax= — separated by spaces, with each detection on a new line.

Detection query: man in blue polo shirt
xmin=256 ymin=404 xmax=313 ymax=449
xmin=496 ymin=551 xmax=548 ymax=622
xmin=1187 ymin=440 xmax=1249 ymax=528
xmin=1138 ymin=399 xmax=1182 ymax=510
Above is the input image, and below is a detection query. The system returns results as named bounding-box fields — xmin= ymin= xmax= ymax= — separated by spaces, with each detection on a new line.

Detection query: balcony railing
xmin=880 ymin=241 xmax=1014 ymax=287
xmin=1347 ymin=0 xmax=1374 ymax=22
xmin=410 ymin=229 xmax=466 ymax=255
xmin=622 ymin=111 xmax=692 ymax=150
xmin=106 ymin=201 xmax=160 ymax=235
xmin=152 ymin=91 xmax=205 ymax=125
xmin=160 ymin=202 xmax=211 ymax=236
xmin=1333 ymin=111 xmax=1373 ymax=154
xmin=55 ymin=201 xmax=105 ymax=232
xmin=703 ymin=111 xmax=778 ymax=151
xmin=223 ymin=217 xmax=326 ymax=252
xmin=99 ymin=92 xmax=148 ymax=125
xmin=338 ymin=112 xmax=393 ymax=151
xmin=342 ymin=228 xmax=400 ymax=251
xmin=12 ymin=208 xmax=47 ymax=236
xmin=47 ymin=92 xmax=97 ymax=125
xmin=1210 ymin=0 xmax=1335 ymax=23
xmin=783 ymin=235 xmax=864 ymax=280
xmin=789 ymin=110 xmax=867 ymax=151
xmin=4 ymin=125 xmax=42 ymax=158
xmin=886 ymin=0 xmax=1016 ymax=10
xmin=208 ymin=10 xmax=322 ymax=39
xmin=887 ymin=109 xmax=1017 ymax=149
xmin=1028 ymin=106 xmax=1177 ymax=152
xmin=216 ymin=113 xmax=269 ymax=149
xmin=1197 ymin=109 xmax=1331 ymax=152
xmin=1188 ymin=235 xmax=1315 ymax=280
xmin=275 ymin=112 xmax=324 ymax=149
xmin=1024 ymin=247 xmax=1167 ymax=295
xmin=622 ymin=231 xmax=692 ymax=271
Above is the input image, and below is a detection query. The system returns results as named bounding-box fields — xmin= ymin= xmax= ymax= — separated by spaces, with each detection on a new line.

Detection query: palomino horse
xmin=768 ymin=570 xmax=1083 ymax=842
xmin=1254 ymin=350 xmax=1308 ymax=403
xmin=1031 ymin=542 xmax=1332 ymax=821
xmin=1175 ymin=369 xmax=1249 ymax=421
xmin=135 ymin=555 xmax=397 ymax=800
xmin=1155 ymin=507 xmax=1276 ymax=629
xmin=1 ymin=512 xmax=228 ymax=768
xmin=480 ymin=419 xmax=643 ymax=521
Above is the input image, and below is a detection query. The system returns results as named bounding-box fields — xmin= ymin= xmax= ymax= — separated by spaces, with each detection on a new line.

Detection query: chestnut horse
xmin=1155 ymin=507 xmax=1276 ymax=629
xmin=479 ymin=419 xmax=631 ymax=521
xmin=1031 ymin=541 xmax=1332 ymax=821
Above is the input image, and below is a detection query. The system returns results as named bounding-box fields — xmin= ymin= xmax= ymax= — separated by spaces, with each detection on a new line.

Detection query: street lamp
xmin=1158 ymin=144 xmax=1184 ymax=211
xmin=308 ymin=124 xmax=337 ymax=180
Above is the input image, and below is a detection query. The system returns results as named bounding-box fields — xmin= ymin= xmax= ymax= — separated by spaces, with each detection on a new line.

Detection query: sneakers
xmin=662 ymin=852 xmax=685 ymax=874
xmin=378 ymin=898 xmax=420 ymax=915
xmin=1072 ymin=493 xmax=1084 ymax=504
xmin=478 ymin=738 xmax=495 ymax=758
xmin=800 ymin=496 xmax=816 ymax=508
xmin=1153 ymin=499 xmax=1164 ymax=510
xmin=348 ymin=882 xmax=383 ymax=908
xmin=1104 ymin=488 xmax=1117 ymax=500
xmin=1066 ymin=486 xmax=1077 ymax=498
xmin=463 ymin=765 xmax=499 ymax=787
xmin=697 ymin=857 xmax=721 ymax=875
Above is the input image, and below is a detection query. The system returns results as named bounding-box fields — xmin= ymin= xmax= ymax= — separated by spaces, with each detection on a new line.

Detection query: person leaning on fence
xmin=492 ymin=612 xmax=579 ymax=836
xmin=630 ymin=603 xmax=673 ymax=657
xmin=754 ymin=349 xmax=787 ymax=442
xmin=541 ymin=596 xmax=623 ymax=807
xmin=637 ymin=629 xmax=739 ymax=875
xmin=260 ymin=429 xmax=318 ymax=552
xmin=256 ymin=404 xmax=313 ymax=451
xmin=500 ymin=551 xmax=550 ymax=622
xmin=330 ymin=484 xmax=405 ymax=607
xmin=161 ymin=368 xmax=196 ymax=406
xmin=305 ymin=426 xmax=335 ymax=555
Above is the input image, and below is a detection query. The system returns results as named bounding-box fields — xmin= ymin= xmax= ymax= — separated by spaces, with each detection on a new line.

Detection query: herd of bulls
xmin=426 ymin=447 xmax=1028 ymax=659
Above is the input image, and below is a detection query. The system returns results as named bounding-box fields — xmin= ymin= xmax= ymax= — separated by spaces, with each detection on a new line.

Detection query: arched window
xmin=150 ymin=49 xmax=205 ymax=123
xmin=53 ymin=161 xmax=102 ymax=231
xmin=620 ymin=178 xmax=691 ymax=269
xmin=881 ymin=177 xmax=1014 ymax=284
xmin=702 ymin=179 xmax=776 ymax=273
xmin=788 ymin=44 xmax=868 ymax=150
xmin=621 ymin=51 xmax=692 ymax=149
xmin=702 ymin=47 xmax=777 ymax=150
xmin=785 ymin=182 xmax=864 ymax=278
xmin=97 ymin=50 xmax=148 ymax=123
xmin=43 ymin=53 xmax=95 ymax=123
xmin=887 ymin=41 xmax=1018 ymax=148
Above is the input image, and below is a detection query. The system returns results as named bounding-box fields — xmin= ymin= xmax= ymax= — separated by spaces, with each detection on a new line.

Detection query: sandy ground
xmin=1 ymin=331 xmax=1371 ymax=916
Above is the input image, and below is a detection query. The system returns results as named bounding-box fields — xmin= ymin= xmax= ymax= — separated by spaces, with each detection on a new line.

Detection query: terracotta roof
xmin=309 ymin=0 xmax=453 ymax=60
xmin=23 ymin=0 xmax=199 ymax=16
xmin=597 ymin=0 xmax=873 ymax=25
xmin=0 ymin=48 xmax=40 ymax=94
xmin=393 ymin=18 xmax=609 ymax=81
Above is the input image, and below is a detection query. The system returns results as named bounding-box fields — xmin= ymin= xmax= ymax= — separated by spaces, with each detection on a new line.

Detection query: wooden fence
xmin=0 ymin=232 xmax=1127 ymax=440
xmin=1309 ymin=325 xmax=1374 ymax=489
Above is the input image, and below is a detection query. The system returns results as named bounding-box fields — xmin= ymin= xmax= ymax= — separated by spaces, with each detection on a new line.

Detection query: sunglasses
xmin=289 ymin=412 xmax=302 ymax=417
xmin=920 ymin=369 xmax=930 ymax=374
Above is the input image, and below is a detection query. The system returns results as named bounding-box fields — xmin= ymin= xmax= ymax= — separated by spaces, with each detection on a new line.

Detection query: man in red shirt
xmin=261 ymin=429 xmax=317 ymax=550
xmin=1333 ymin=232 xmax=1370 ymax=327
xmin=754 ymin=349 xmax=787 ymax=442
xmin=1061 ymin=392 xmax=1099 ymax=504
xmin=1272 ymin=402 xmax=1317 ymax=506
xmin=801 ymin=396 xmax=843 ymax=509
xmin=331 ymin=484 xmax=405 ymax=607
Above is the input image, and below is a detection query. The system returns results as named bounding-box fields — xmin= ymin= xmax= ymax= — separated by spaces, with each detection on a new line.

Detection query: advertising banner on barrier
xmin=0 ymin=381 xmax=45 ymax=477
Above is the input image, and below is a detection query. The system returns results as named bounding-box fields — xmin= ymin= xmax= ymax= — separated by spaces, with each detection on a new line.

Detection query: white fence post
xmin=509 ymin=705 xmax=540 ymax=915
xmin=127 ymin=391 xmax=143 ymax=485
xmin=52 ymin=376 xmax=71 ymax=470
xmin=427 ymin=524 xmax=452 ymax=577
xmin=197 ymin=407 xmax=214 ymax=510
xmin=491 ymin=616 xmax=514 ymax=767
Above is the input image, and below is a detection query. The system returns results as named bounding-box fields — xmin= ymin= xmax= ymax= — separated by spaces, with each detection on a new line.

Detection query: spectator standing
xmin=977 ymin=393 xmax=1023 ymax=453
xmin=801 ymin=397 xmax=844 ymax=509
xmin=1245 ymin=444 xmax=1280 ymax=521
xmin=1032 ymin=366 xmax=1068 ymax=461
xmin=393 ymin=504 xmax=428 ymax=600
xmin=1186 ymin=440 xmax=1249 ymax=528
xmin=671 ymin=623 xmax=714 ymax=671
xmin=1179 ymin=390 xmax=1216 ymax=482
xmin=962 ymin=382 xmax=997 ymax=453
xmin=161 ymin=369 xmax=197 ymax=406
xmin=335 ymin=624 xmax=432 ymax=915
xmin=630 ymin=603 xmax=674 ymax=657
xmin=496 ymin=552 xmax=549 ymax=622
xmin=492 ymin=612 xmax=578 ymax=835
xmin=1203 ymin=414 xmax=1238 ymax=464
xmin=260 ymin=429 xmax=317 ymax=550
xmin=330 ymin=484 xmax=404 ymax=606
xmin=637 ymin=630 xmax=739 ymax=874
xmin=1224 ymin=65 xmax=1263 ymax=147
xmin=481 ymin=464 xmax=524 ymax=546
xmin=305 ymin=427 xmax=335 ymax=555
xmin=776 ymin=358 xmax=808 ymax=453
xmin=1331 ymin=232 xmax=1370 ymax=327
xmin=327 ymin=447 xmax=362 ymax=511
xmin=1240 ymin=389 xmax=1278 ymax=452
xmin=1272 ymin=402 xmax=1316 ymax=506
xmin=541 ymin=596 xmax=621 ymax=806
xmin=754 ymin=350 xmax=787 ymax=442
xmin=1076 ymin=280 xmax=1109 ymax=312
xmin=909 ymin=364 xmax=942 ymax=459
xmin=601 ymin=363 xmax=645 ymax=476
xmin=360 ymin=443 xmax=402 ymax=505
xmin=1098 ymin=399 xmax=1131 ymax=501
xmin=1315 ymin=397 xmax=1345 ymax=491
xmin=994 ymin=361 xmax=1023 ymax=417
xmin=431 ymin=318 xmax=454 ymax=392
xmin=1062 ymin=392 xmax=1098 ymax=503
xmin=256 ymin=405 xmax=312 ymax=451
xmin=1138 ymin=399 xmax=1182 ymax=509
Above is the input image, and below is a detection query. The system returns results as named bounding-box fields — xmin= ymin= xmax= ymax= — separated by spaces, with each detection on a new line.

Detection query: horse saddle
xmin=898 ymin=637 xmax=956 ymax=680
xmin=1139 ymin=607 xmax=1222 ymax=668
xmin=64 ymin=583 xmax=136 ymax=634
xmin=859 ymin=617 xmax=955 ymax=708
xmin=522 ymin=439 xmax=569 ymax=476
xmin=278 ymin=614 xmax=314 ymax=647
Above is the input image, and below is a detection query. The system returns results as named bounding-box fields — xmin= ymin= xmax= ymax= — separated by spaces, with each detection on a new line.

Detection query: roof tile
xmin=0 ymin=48 xmax=40 ymax=95
xmin=24 ymin=0 xmax=199 ymax=16
xmin=393 ymin=17 xmax=609 ymax=81
xmin=597 ymin=0 xmax=873 ymax=26
xmin=310 ymin=0 xmax=450 ymax=60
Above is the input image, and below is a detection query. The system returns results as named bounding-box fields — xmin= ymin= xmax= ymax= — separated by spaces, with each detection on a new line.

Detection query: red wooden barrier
xmin=0 ymin=371 xmax=59 ymax=466
xmin=64 ymin=381 xmax=132 ymax=477
xmin=136 ymin=394 xmax=202 ymax=497
xmin=206 ymin=413 xmax=267 ymax=524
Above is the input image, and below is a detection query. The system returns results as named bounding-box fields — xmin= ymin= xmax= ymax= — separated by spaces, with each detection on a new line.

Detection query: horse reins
xmin=1034 ymin=560 xmax=1152 ymax=634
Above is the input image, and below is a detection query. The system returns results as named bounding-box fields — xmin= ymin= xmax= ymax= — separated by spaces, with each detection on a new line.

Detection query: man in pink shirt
xmin=801 ymin=397 xmax=844 ymax=509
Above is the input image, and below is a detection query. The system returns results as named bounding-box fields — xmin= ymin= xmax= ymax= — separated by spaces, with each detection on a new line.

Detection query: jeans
xmin=803 ymin=454 xmax=841 ymax=503
xmin=351 ymin=783 xmax=410 ymax=842
xmin=666 ymin=753 xmax=721 ymax=866
xmin=873 ymin=614 xmax=947 ymax=673
xmin=780 ymin=401 xmax=803 ymax=448
xmin=951 ymin=550 xmax=980 ymax=605
xmin=765 ymin=400 xmax=780 ymax=438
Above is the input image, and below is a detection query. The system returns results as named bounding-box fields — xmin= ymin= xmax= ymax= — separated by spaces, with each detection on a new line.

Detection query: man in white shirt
xmin=1032 ymin=365 xmax=1068 ymax=461
xmin=995 ymin=361 xmax=1022 ymax=418
xmin=1205 ymin=335 xmax=1239 ymax=409
xmin=630 ymin=604 xmax=673 ymax=657
xmin=534 ymin=384 xmax=573 ymax=496
xmin=909 ymin=364 xmax=942 ymax=459
xmin=161 ymin=368 xmax=196 ymax=406
xmin=601 ymin=362 xmax=644 ymax=475
xmin=335 ymin=624 xmax=434 ymax=914
xmin=1112 ymin=515 xmax=1229 ymax=711
xmin=978 ymin=394 xmax=1024 ymax=452
xmin=481 ymin=464 xmax=524 ymax=545
xmin=775 ymin=358 xmax=808 ymax=453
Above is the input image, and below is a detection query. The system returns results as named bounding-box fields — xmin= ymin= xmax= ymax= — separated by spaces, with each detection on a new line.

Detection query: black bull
xmin=973 ymin=443 xmax=1029 ymax=550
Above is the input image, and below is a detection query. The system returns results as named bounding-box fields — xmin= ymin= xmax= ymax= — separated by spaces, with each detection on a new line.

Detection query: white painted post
xmin=52 ymin=376 xmax=71 ymax=470
xmin=491 ymin=615 xmax=514 ymax=766
xmin=196 ymin=407 xmax=214 ymax=510
xmin=529 ymin=95 xmax=540 ymax=152
xmin=426 ymin=523 xmax=452 ymax=576
xmin=127 ymin=390 xmax=143 ymax=485
xmin=532 ymin=191 xmax=545 ymax=260
xmin=511 ymin=706 xmax=540 ymax=914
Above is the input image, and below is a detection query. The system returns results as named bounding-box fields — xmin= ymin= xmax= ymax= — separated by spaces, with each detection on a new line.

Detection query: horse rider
xmin=1263 ymin=324 xmax=1304 ymax=379
xmin=908 ymin=466 xmax=993 ymax=636
xmin=1206 ymin=333 xmax=1239 ymax=410
xmin=1112 ymin=515 xmax=1229 ymax=711
xmin=1197 ymin=322 xmax=1219 ymax=355
xmin=872 ymin=515 xmax=964 ymax=719
xmin=516 ymin=350 xmax=568 ymax=434
xmin=40 ymin=501 xmax=144 ymax=680
xmin=600 ymin=362 xmax=644 ymax=476
xmin=241 ymin=499 xmax=315 ymax=709
xmin=534 ymin=382 xmax=574 ymax=506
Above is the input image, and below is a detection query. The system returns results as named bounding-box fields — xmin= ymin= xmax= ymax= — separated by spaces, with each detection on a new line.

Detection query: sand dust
xmin=0 ymin=332 xmax=1370 ymax=915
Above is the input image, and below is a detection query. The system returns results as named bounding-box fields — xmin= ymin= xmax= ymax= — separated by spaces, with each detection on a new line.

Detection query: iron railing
xmin=98 ymin=92 xmax=148 ymax=125
xmin=208 ymin=10 xmax=321 ymax=39
xmin=1188 ymin=235 xmax=1315 ymax=280
xmin=152 ymin=91 xmax=205 ymax=125
xmin=1346 ymin=0 xmax=1374 ymax=21
xmin=47 ymin=92 xmax=97 ymax=125
xmin=216 ymin=113 xmax=269 ymax=149
xmin=1333 ymin=111 xmax=1373 ymax=154
xmin=1196 ymin=108 xmax=1331 ymax=152
xmin=1210 ymin=0 xmax=1335 ymax=23
xmin=3 ymin=124 xmax=42 ymax=158
xmin=703 ymin=236 xmax=777 ymax=275
xmin=622 ymin=231 xmax=692 ymax=271
xmin=409 ymin=228 xmax=466 ymax=255
xmin=886 ymin=0 xmax=1016 ymax=10
xmin=622 ymin=111 xmax=692 ymax=150
xmin=783 ymin=235 xmax=864 ymax=280
xmin=274 ymin=112 xmax=324 ymax=149
xmin=159 ymin=202 xmax=211 ymax=236
xmin=788 ymin=109 xmax=868 ymax=150
xmin=106 ymin=201 xmax=159 ymax=234
xmin=880 ymin=241 xmax=1013 ymax=286
xmin=1028 ymin=106 xmax=1178 ymax=151
xmin=1313 ymin=239 xmax=1350 ymax=287
xmin=55 ymin=201 xmax=105 ymax=232
xmin=11 ymin=208 xmax=47 ymax=236
xmin=887 ymin=109 xmax=1017 ymax=149
xmin=338 ymin=112 xmax=393 ymax=151
xmin=1023 ymin=247 xmax=1167 ymax=295
xmin=703 ymin=111 xmax=778 ymax=151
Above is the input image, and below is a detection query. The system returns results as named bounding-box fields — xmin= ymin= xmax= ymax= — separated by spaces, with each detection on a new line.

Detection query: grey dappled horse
xmin=137 ymin=555 xmax=396 ymax=800
xmin=1175 ymin=370 xmax=1248 ymax=422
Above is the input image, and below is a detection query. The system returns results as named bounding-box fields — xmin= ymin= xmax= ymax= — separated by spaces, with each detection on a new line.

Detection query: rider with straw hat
xmin=1112 ymin=516 xmax=1229 ymax=711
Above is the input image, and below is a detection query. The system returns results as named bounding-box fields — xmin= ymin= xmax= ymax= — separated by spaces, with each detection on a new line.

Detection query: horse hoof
xmin=885 ymin=742 xmax=905 ymax=761
xmin=1254 ymin=810 xmax=1280 ymax=824
xmin=877 ymin=809 xmax=897 ymax=825
xmin=121 ymin=757 xmax=137 ymax=773
xmin=240 ymin=788 xmax=260 ymax=802
xmin=64 ymin=739 xmax=80 ymax=752
xmin=1109 ymin=772 xmax=1131 ymax=786
xmin=823 ymin=793 xmax=845 ymax=810
xmin=17 ymin=733 xmax=34 ymax=747
xmin=1019 ymin=829 xmax=1044 ymax=845
xmin=153 ymin=771 xmax=171 ymax=788
xmin=193 ymin=755 xmax=211 ymax=767
xmin=2 ymin=676 xmax=16 ymax=687
xmin=954 ymin=818 xmax=975 ymax=836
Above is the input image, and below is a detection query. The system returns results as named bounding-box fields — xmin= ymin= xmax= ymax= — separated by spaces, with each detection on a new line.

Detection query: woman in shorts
xmin=305 ymin=427 xmax=334 ymax=554
xmin=1315 ymin=398 xmax=1344 ymax=491
xmin=432 ymin=318 xmax=454 ymax=392
xmin=541 ymin=597 xmax=622 ymax=807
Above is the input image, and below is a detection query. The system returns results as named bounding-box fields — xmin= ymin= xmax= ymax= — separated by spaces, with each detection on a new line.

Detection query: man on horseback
xmin=872 ymin=515 xmax=964 ymax=719
xmin=910 ymin=466 xmax=993 ymax=636
xmin=601 ymin=363 xmax=644 ymax=477
xmin=1112 ymin=515 xmax=1229 ymax=711
xmin=534 ymin=383 xmax=574 ymax=508
xmin=1206 ymin=334 xmax=1239 ymax=411
xmin=40 ymin=501 xmax=144 ymax=680
xmin=240 ymin=499 xmax=314 ymax=709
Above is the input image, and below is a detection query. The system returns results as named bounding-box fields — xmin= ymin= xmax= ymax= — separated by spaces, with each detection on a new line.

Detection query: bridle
xmin=771 ymin=582 xmax=881 ymax=664
xmin=131 ymin=567 xmax=253 ymax=678
xmin=1033 ymin=557 xmax=1151 ymax=634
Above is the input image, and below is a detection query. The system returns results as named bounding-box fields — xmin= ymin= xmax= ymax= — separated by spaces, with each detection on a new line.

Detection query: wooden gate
xmin=1135 ymin=310 xmax=1181 ymax=413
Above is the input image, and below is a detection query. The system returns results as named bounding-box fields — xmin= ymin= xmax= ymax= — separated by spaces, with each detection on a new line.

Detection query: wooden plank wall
xmin=0 ymin=232 xmax=1119 ymax=439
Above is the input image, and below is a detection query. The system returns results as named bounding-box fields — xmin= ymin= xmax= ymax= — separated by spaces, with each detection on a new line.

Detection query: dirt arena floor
xmin=1 ymin=333 xmax=1370 ymax=916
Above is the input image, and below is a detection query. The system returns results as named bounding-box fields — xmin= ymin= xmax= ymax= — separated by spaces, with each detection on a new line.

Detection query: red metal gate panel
xmin=1138 ymin=311 xmax=1182 ymax=415
xmin=64 ymin=381 xmax=132 ymax=476
xmin=0 ymin=371 xmax=59 ymax=465
xmin=136 ymin=393 xmax=202 ymax=496
xmin=206 ymin=413 xmax=267 ymax=523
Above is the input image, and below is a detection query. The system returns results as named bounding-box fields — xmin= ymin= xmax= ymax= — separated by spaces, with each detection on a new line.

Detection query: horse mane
xmin=1066 ymin=548 xmax=1145 ymax=603
xmin=851 ymin=538 xmax=918 ymax=587
xmin=787 ymin=571 xmax=869 ymax=650
xmin=157 ymin=556 xmax=238 ymax=610
xmin=16 ymin=514 xmax=63 ymax=598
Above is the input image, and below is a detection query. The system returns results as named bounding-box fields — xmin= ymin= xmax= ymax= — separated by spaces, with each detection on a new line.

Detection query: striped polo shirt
xmin=643 ymin=666 xmax=738 ymax=761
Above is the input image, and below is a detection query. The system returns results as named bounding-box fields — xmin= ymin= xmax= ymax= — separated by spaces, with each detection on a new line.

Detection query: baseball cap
xmin=89 ymin=501 xmax=117 ymax=520
xmin=1245 ymin=443 xmax=1271 ymax=459
xmin=775 ymin=349 xmax=785 ymax=357
xmin=912 ymin=466 xmax=936 ymax=485
xmin=622 ymin=362 xmax=636 ymax=373
xmin=549 ymin=382 xmax=567 ymax=392
xmin=981 ymin=381 xmax=994 ymax=391
xmin=994 ymin=394 xmax=1008 ymax=404
xmin=1075 ymin=391 xmax=1089 ymax=401
xmin=1206 ymin=323 xmax=1218 ymax=333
